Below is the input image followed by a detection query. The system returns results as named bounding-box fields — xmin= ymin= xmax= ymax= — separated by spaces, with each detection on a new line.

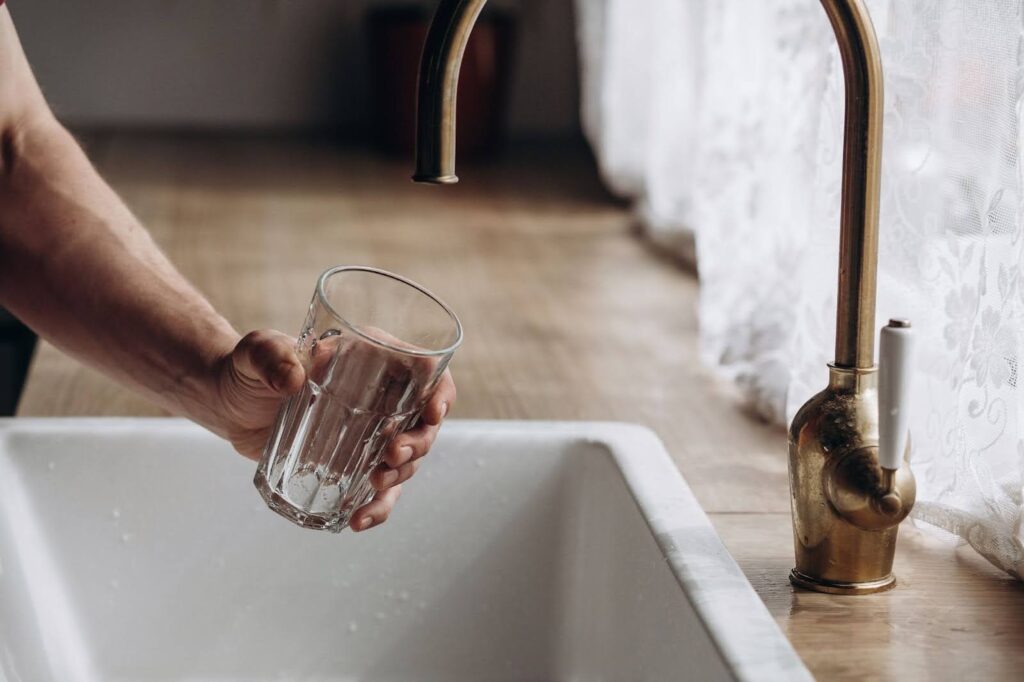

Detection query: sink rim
xmin=0 ymin=417 xmax=810 ymax=682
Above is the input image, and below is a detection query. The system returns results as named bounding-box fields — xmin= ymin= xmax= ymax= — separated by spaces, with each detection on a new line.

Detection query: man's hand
xmin=213 ymin=330 xmax=456 ymax=532
xmin=0 ymin=9 xmax=457 ymax=535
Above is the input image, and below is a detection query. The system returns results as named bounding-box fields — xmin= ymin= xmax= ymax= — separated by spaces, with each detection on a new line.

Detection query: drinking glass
xmin=255 ymin=266 xmax=463 ymax=532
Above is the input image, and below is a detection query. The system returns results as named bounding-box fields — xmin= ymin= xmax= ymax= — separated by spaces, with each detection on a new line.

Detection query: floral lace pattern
xmin=576 ymin=0 xmax=1024 ymax=578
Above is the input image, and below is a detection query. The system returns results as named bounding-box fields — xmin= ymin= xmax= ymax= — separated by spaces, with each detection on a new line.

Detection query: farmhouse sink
xmin=0 ymin=418 xmax=809 ymax=681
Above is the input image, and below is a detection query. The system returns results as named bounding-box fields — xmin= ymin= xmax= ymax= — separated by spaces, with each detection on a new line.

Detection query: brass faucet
xmin=412 ymin=0 xmax=917 ymax=594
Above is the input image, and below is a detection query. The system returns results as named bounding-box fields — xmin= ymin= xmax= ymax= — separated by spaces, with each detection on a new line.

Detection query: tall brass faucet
xmin=412 ymin=0 xmax=917 ymax=594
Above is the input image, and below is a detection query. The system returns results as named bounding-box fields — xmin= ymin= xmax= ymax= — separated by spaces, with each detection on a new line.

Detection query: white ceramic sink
xmin=0 ymin=418 xmax=809 ymax=682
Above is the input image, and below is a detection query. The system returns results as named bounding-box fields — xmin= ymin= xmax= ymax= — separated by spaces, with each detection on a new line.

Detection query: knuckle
xmin=420 ymin=429 xmax=437 ymax=450
xmin=391 ymin=431 xmax=414 ymax=450
xmin=400 ymin=460 xmax=421 ymax=483
xmin=241 ymin=333 xmax=279 ymax=366
xmin=369 ymin=469 xmax=386 ymax=490
xmin=413 ymin=429 xmax=438 ymax=457
xmin=408 ymin=434 xmax=430 ymax=458
xmin=239 ymin=330 xmax=266 ymax=350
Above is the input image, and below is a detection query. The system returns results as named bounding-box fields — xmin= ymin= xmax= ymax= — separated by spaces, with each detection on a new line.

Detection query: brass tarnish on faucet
xmin=413 ymin=0 xmax=915 ymax=594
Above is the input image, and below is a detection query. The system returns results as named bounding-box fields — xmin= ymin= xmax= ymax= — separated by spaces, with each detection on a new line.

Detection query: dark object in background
xmin=0 ymin=309 xmax=36 ymax=416
xmin=368 ymin=5 xmax=515 ymax=159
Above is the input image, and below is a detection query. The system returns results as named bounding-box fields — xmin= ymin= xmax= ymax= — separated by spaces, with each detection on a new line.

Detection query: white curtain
xmin=576 ymin=0 xmax=1024 ymax=579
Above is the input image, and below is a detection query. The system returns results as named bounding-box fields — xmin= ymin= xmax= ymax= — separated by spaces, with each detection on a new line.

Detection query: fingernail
xmin=399 ymin=445 xmax=414 ymax=461
xmin=381 ymin=469 xmax=399 ymax=487
xmin=441 ymin=402 xmax=449 ymax=418
xmin=357 ymin=516 xmax=373 ymax=531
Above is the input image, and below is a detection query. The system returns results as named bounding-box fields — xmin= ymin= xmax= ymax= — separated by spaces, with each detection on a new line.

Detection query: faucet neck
xmin=413 ymin=0 xmax=488 ymax=184
xmin=821 ymin=0 xmax=884 ymax=370
xmin=414 ymin=0 xmax=886 ymax=373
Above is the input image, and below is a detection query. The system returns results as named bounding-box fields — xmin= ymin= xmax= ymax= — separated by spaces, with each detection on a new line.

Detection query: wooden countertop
xmin=17 ymin=133 xmax=1024 ymax=680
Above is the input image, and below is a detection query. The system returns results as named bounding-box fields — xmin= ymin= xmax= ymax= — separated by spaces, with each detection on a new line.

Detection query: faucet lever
xmin=878 ymin=319 xmax=913 ymax=472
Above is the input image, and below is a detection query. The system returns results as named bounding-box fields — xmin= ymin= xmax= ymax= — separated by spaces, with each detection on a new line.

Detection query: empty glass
xmin=254 ymin=266 xmax=463 ymax=532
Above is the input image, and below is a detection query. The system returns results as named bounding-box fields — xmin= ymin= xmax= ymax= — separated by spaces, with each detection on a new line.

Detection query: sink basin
xmin=0 ymin=418 xmax=809 ymax=681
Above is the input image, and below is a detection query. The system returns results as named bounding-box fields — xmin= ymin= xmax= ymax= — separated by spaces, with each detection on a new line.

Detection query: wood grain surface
xmin=17 ymin=133 xmax=1024 ymax=680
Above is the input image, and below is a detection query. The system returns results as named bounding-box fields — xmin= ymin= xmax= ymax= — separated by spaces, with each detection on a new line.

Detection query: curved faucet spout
xmin=412 ymin=0 xmax=488 ymax=184
xmin=414 ymin=0 xmax=884 ymax=369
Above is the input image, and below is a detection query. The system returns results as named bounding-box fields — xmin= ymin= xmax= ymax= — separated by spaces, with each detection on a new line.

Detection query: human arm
xmin=0 ymin=7 xmax=455 ymax=530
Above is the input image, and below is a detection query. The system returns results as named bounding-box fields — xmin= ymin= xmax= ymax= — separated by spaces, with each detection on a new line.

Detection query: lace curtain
xmin=575 ymin=0 xmax=1024 ymax=578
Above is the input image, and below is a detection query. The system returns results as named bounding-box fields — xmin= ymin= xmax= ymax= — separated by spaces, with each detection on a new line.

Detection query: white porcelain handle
xmin=878 ymin=319 xmax=913 ymax=471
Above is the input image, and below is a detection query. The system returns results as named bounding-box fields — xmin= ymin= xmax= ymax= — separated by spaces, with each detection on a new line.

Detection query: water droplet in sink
xmin=375 ymin=611 xmax=386 ymax=620
xmin=348 ymin=621 xmax=358 ymax=633
xmin=475 ymin=458 xmax=485 ymax=468
xmin=120 ymin=532 xmax=134 ymax=544
xmin=109 ymin=579 xmax=120 ymax=589
xmin=111 ymin=508 xmax=121 ymax=520
xmin=47 ymin=461 xmax=56 ymax=471
xmin=418 ymin=600 xmax=427 ymax=610
xmin=384 ymin=589 xmax=394 ymax=598
xmin=398 ymin=590 xmax=410 ymax=602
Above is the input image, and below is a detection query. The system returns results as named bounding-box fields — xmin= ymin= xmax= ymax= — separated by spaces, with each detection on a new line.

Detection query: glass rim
xmin=315 ymin=265 xmax=464 ymax=358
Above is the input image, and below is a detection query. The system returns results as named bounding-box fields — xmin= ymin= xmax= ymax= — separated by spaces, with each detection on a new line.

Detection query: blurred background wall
xmin=8 ymin=0 xmax=579 ymax=139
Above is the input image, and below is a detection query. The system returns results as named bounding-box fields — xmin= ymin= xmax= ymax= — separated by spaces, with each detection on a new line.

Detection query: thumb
xmin=231 ymin=330 xmax=305 ymax=396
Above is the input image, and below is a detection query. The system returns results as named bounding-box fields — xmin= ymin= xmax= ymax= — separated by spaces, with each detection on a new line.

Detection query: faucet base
xmin=789 ymin=569 xmax=895 ymax=595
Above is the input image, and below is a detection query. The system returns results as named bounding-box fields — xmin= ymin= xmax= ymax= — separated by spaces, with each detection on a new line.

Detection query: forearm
xmin=0 ymin=10 xmax=443 ymax=530
xmin=0 ymin=117 xmax=240 ymax=431
xmin=0 ymin=7 xmax=241 ymax=432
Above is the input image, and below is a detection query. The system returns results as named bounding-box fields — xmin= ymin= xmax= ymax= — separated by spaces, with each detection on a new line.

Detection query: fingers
xmin=370 ymin=457 xmax=421 ymax=491
xmin=421 ymin=369 xmax=456 ymax=426
xmin=231 ymin=427 xmax=271 ymax=462
xmin=382 ymin=420 xmax=440 ymax=468
xmin=232 ymin=330 xmax=304 ymax=396
xmin=351 ymin=484 xmax=402 ymax=532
